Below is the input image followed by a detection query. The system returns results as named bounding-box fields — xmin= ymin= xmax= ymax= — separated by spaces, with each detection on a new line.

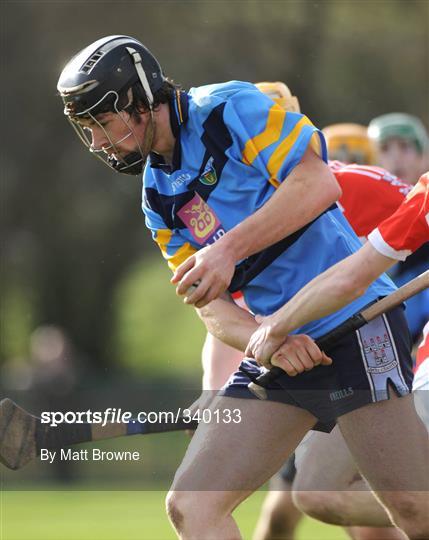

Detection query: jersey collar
xmin=149 ymin=89 xmax=189 ymax=173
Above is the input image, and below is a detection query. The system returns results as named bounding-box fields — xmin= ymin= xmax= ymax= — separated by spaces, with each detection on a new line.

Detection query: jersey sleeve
xmin=334 ymin=164 xmax=410 ymax=237
xmin=367 ymin=174 xmax=429 ymax=260
xmin=224 ymin=89 xmax=328 ymax=187
xmin=142 ymin=191 xmax=197 ymax=273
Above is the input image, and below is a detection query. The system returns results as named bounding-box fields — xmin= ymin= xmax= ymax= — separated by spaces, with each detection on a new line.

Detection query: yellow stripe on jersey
xmin=155 ymin=229 xmax=197 ymax=272
xmin=267 ymin=116 xmax=314 ymax=181
xmin=155 ymin=229 xmax=172 ymax=254
xmin=268 ymin=177 xmax=281 ymax=189
xmin=242 ymin=104 xmax=286 ymax=166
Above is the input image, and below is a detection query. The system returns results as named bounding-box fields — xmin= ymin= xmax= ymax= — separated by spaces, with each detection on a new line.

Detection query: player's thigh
xmin=293 ymin=425 xmax=360 ymax=492
xmin=338 ymin=392 xmax=429 ymax=492
xmin=202 ymin=333 xmax=243 ymax=390
xmin=171 ymin=395 xmax=316 ymax=496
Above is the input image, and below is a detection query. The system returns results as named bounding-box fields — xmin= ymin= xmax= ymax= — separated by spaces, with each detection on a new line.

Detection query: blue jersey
xmin=143 ymin=81 xmax=395 ymax=338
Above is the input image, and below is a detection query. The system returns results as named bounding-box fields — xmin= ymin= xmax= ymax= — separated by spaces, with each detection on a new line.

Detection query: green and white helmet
xmin=368 ymin=113 xmax=429 ymax=154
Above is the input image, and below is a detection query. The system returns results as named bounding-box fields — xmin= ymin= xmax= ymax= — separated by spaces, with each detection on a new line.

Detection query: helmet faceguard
xmin=57 ymin=35 xmax=165 ymax=175
xmin=67 ymin=90 xmax=150 ymax=175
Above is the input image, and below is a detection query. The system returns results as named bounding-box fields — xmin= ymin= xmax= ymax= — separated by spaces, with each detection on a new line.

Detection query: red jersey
xmin=330 ymin=161 xmax=412 ymax=238
xmin=368 ymin=173 xmax=429 ymax=261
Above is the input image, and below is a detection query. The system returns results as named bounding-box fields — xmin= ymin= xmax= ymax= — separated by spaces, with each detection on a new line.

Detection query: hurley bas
xmin=40 ymin=448 xmax=141 ymax=463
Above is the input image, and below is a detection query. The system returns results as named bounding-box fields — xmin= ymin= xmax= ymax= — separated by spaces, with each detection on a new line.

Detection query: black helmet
xmin=57 ymin=35 xmax=165 ymax=174
xmin=58 ymin=35 xmax=164 ymax=117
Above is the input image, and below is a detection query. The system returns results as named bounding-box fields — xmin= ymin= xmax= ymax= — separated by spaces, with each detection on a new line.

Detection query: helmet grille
xmin=81 ymin=51 xmax=105 ymax=74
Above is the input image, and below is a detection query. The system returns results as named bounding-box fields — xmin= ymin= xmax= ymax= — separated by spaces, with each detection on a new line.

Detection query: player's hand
xmin=171 ymin=242 xmax=236 ymax=308
xmin=245 ymin=314 xmax=287 ymax=367
xmin=270 ymin=335 xmax=332 ymax=376
xmin=246 ymin=317 xmax=332 ymax=375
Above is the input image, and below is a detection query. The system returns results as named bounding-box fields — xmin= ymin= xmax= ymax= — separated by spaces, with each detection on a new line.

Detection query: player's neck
xmin=151 ymin=103 xmax=176 ymax=164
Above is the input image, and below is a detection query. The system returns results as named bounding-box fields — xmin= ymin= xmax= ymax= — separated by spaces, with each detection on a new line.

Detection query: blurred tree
xmin=112 ymin=258 xmax=206 ymax=377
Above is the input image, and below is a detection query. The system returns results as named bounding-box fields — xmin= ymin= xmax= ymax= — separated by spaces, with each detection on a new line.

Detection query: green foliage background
xmin=1 ymin=0 xmax=428 ymax=374
xmin=112 ymin=258 xmax=206 ymax=376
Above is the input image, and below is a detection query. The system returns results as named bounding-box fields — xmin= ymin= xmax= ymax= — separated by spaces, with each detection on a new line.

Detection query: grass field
xmin=1 ymin=488 xmax=349 ymax=540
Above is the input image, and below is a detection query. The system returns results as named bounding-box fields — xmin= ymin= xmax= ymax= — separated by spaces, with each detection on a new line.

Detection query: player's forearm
xmin=267 ymin=243 xmax=396 ymax=336
xmin=216 ymin=149 xmax=341 ymax=262
xmin=196 ymin=295 xmax=258 ymax=352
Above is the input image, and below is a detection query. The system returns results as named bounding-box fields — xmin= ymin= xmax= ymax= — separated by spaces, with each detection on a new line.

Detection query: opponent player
xmin=57 ymin=36 xmax=428 ymax=539
xmin=247 ymin=173 xmax=428 ymax=538
xmin=368 ymin=113 xmax=429 ymax=185
xmin=369 ymin=113 xmax=429 ymax=340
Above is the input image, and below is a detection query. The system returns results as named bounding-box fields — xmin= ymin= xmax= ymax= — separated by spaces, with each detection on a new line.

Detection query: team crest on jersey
xmin=199 ymin=158 xmax=218 ymax=186
xmin=178 ymin=193 xmax=224 ymax=244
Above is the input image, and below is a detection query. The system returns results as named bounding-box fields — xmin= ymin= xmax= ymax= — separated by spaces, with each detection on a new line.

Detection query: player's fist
xmin=271 ymin=334 xmax=332 ymax=376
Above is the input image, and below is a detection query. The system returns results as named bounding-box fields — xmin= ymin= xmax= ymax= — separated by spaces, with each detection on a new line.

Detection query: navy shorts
xmin=220 ymin=306 xmax=414 ymax=432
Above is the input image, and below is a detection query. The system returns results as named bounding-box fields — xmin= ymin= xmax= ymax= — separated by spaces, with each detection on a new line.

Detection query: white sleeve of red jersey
xmin=367 ymin=173 xmax=429 ymax=261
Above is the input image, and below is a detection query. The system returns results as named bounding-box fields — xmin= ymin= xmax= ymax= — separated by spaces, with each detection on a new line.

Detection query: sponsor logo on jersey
xmin=171 ymin=173 xmax=192 ymax=192
xmin=178 ymin=193 xmax=224 ymax=244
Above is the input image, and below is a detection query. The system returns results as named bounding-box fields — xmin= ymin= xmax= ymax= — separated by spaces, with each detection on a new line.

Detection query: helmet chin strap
xmin=126 ymin=47 xmax=154 ymax=107
xmin=107 ymin=47 xmax=156 ymax=175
